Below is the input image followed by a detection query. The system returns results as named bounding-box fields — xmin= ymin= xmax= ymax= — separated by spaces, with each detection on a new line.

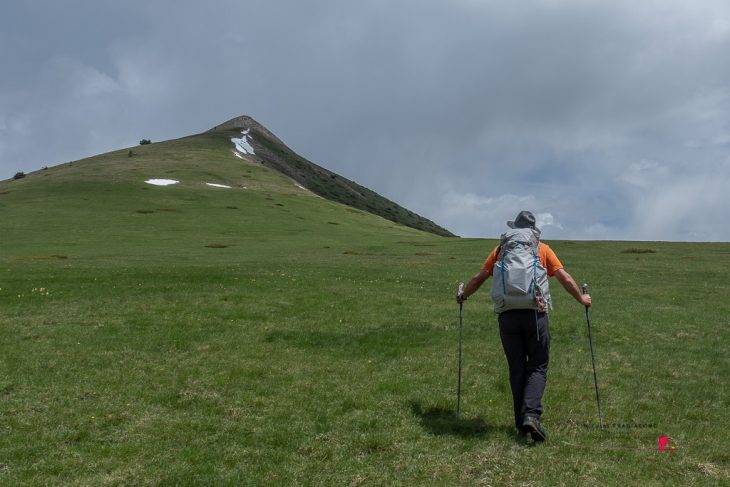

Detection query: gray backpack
xmin=489 ymin=227 xmax=552 ymax=314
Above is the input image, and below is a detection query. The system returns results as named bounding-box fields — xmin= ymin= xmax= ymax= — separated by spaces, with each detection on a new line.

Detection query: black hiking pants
xmin=498 ymin=309 xmax=550 ymax=429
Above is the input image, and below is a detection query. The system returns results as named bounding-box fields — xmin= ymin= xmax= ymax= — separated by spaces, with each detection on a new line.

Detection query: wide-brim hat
xmin=507 ymin=210 xmax=538 ymax=230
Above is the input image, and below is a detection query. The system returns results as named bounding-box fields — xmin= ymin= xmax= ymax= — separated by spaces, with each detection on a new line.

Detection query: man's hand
xmin=456 ymin=282 xmax=466 ymax=304
xmin=581 ymin=283 xmax=592 ymax=308
xmin=456 ymin=271 xmax=489 ymax=304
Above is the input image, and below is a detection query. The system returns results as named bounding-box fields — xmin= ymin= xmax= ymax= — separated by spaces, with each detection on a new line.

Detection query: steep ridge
xmin=209 ymin=116 xmax=455 ymax=237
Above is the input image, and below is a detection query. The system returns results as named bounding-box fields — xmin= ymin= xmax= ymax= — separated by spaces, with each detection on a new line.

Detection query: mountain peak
xmin=209 ymin=115 xmax=284 ymax=146
xmin=210 ymin=114 xmax=259 ymax=130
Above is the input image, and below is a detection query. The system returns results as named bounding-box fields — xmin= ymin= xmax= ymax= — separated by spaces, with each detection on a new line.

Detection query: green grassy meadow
xmin=1 ymin=134 xmax=729 ymax=485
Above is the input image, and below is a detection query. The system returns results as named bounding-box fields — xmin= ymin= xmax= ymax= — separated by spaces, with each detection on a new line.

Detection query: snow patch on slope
xmin=145 ymin=179 xmax=179 ymax=186
xmin=144 ymin=179 xmax=243 ymax=189
xmin=232 ymin=128 xmax=255 ymax=158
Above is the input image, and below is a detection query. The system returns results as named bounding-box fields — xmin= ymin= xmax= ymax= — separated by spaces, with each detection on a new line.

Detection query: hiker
xmin=456 ymin=210 xmax=591 ymax=441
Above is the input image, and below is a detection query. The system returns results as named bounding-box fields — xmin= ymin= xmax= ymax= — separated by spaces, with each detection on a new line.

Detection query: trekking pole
xmin=583 ymin=283 xmax=605 ymax=430
xmin=456 ymin=282 xmax=465 ymax=419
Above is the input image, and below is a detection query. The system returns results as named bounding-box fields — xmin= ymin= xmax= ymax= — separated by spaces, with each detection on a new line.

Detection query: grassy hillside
xmin=0 ymin=134 xmax=729 ymax=485
xmin=1 ymin=131 xmax=430 ymax=258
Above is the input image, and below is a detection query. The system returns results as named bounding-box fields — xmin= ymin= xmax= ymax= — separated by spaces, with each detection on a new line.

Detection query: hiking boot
xmin=521 ymin=415 xmax=546 ymax=442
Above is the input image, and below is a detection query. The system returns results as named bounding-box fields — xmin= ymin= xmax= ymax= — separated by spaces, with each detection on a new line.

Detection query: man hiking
xmin=456 ymin=210 xmax=591 ymax=441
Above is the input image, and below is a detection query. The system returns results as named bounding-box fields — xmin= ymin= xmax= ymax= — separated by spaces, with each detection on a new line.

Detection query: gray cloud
xmin=1 ymin=0 xmax=729 ymax=240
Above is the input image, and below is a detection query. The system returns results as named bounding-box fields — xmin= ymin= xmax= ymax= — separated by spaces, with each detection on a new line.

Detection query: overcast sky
xmin=2 ymin=0 xmax=729 ymax=241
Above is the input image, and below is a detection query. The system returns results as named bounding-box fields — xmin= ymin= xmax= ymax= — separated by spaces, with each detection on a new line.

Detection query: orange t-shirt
xmin=482 ymin=242 xmax=563 ymax=277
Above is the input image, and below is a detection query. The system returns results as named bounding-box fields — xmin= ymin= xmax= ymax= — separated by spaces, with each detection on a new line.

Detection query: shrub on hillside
xmin=139 ymin=139 xmax=152 ymax=145
xmin=13 ymin=172 xmax=25 ymax=180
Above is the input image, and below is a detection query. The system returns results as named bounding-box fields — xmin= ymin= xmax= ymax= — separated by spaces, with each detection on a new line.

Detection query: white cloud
xmin=77 ymin=67 xmax=121 ymax=97
xmin=40 ymin=57 xmax=122 ymax=98
xmin=622 ymin=160 xmax=671 ymax=189
xmin=704 ymin=15 xmax=730 ymax=43
xmin=582 ymin=223 xmax=614 ymax=240
xmin=626 ymin=171 xmax=729 ymax=241
xmin=713 ymin=134 xmax=730 ymax=145
xmin=536 ymin=212 xmax=564 ymax=231
xmin=112 ymin=48 xmax=177 ymax=102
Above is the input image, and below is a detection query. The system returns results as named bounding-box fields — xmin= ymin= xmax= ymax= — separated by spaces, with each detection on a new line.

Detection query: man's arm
xmin=457 ymin=270 xmax=490 ymax=303
xmin=553 ymin=268 xmax=591 ymax=307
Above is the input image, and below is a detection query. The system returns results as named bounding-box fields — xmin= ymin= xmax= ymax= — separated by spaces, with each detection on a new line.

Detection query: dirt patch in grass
xmin=205 ymin=243 xmax=230 ymax=249
xmin=622 ymin=247 xmax=657 ymax=254
xmin=15 ymin=255 xmax=68 ymax=261
xmin=403 ymin=260 xmax=432 ymax=267
xmin=398 ymin=241 xmax=436 ymax=247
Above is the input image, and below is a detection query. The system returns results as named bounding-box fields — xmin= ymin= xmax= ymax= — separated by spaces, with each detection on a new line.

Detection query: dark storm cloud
xmin=1 ymin=0 xmax=729 ymax=240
